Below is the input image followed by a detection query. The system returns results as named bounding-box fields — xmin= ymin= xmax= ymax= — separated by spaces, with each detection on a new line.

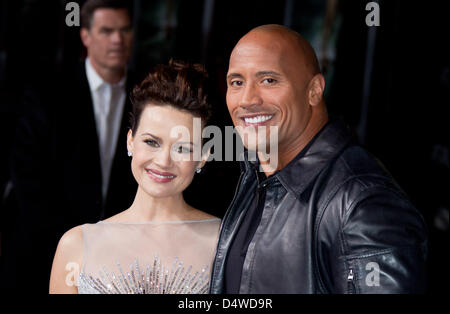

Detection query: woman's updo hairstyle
xmin=129 ymin=59 xmax=212 ymax=136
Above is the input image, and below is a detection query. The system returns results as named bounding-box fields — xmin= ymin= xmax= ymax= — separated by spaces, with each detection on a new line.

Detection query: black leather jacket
xmin=210 ymin=120 xmax=427 ymax=293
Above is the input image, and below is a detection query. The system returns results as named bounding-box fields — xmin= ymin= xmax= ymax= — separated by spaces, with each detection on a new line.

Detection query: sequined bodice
xmin=77 ymin=218 xmax=221 ymax=294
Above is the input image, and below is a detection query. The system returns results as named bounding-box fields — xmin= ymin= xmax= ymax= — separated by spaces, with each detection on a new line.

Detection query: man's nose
xmin=238 ymin=84 xmax=263 ymax=109
xmin=110 ymin=30 xmax=123 ymax=44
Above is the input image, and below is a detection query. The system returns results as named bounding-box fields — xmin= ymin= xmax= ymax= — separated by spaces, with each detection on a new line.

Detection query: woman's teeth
xmin=147 ymin=170 xmax=174 ymax=179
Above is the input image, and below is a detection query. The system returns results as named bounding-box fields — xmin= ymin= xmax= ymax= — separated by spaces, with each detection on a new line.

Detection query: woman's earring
xmin=196 ymin=168 xmax=202 ymax=174
xmin=127 ymin=151 xmax=132 ymax=157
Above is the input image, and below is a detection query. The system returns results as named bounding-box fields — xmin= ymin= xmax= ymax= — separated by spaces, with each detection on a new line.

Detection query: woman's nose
xmin=153 ymin=146 xmax=173 ymax=169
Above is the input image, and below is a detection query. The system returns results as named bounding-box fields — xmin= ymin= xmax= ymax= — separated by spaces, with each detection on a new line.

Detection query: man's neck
xmin=88 ymin=58 xmax=125 ymax=84
xmin=259 ymin=109 xmax=329 ymax=176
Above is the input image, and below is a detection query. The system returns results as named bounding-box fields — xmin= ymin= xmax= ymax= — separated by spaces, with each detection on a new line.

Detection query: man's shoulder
xmin=51 ymin=63 xmax=91 ymax=108
xmin=125 ymin=68 xmax=140 ymax=90
xmin=332 ymin=144 xmax=394 ymax=183
xmin=57 ymin=62 xmax=88 ymax=87
xmin=316 ymin=145 xmax=420 ymax=243
xmin=319 ymin=144 xmax=407 ymax=206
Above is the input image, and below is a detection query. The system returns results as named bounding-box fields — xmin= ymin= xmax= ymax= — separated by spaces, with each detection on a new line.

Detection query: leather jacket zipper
xmin=347 ymin=268 xmax=356 ymax=294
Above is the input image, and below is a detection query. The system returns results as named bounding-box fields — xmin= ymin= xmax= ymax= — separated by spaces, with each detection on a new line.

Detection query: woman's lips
xmin=145 ymin=168 xmax=176 ymax=183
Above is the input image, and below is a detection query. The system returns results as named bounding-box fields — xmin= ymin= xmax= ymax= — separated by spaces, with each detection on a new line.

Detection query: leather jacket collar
xmin=241 ymin=119 xmax=355 ymax=197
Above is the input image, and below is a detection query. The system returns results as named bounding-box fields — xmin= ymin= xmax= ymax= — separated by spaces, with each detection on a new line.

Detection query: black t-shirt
xmin=224 ymin=165 xmax=269 ymax=293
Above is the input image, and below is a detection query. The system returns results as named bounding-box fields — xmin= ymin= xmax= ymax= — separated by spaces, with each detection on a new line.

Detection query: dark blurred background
xmin=0 ymin=0 xmax=448 ymax=294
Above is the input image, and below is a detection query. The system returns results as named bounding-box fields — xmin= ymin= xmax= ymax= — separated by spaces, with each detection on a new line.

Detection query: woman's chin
xmin=142 ymin=188 xmax=172 ymax=199
xmin=135 ymin=175 xmax=190 ymax=199
xmin=138 ymin=182 xmax=178 ymax=199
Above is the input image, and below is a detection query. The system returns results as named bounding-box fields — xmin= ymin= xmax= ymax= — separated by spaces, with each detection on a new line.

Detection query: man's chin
xmin=240 ymin=132 xmax=273 ymax=150
xmin=243 ymin=141 xmax=271 ymax=153
xmin=105 ymin=59 xmax=128 ymax=70
xmin=112 ymin=63 xmax=128 ymax=70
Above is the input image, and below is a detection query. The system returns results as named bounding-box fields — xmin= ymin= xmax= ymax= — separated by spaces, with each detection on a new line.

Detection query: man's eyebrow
xmin=226 ymin=71 xmax=282 ymax=81
xmin=140 ymin=132 xmax=162 ymax=142
xmin=255 ymin=71 xmax=282 ymax=77
xmin=226 ymin=73 xmax=243 ymax=80
xmin=99 ymin=26 xmax=114 ymax=33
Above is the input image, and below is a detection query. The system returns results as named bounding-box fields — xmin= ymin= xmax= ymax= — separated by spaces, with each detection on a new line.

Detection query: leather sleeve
xmin=331 ymin=185 xmax=428 ymax=294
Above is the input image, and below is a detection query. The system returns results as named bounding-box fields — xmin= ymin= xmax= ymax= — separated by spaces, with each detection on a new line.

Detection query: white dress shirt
xmin=85 ymin=58 xmax=126 ymax=202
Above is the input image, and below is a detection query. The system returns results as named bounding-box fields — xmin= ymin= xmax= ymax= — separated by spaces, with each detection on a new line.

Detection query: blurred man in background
xmin=5 ymin=0 xmax=137 ymax=292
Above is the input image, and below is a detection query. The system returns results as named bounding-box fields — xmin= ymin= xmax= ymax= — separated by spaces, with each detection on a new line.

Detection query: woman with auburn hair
xmin=49 ymin=60 xmax=220 ymax=294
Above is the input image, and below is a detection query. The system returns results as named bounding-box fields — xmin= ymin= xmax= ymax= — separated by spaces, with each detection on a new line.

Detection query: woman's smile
xmin=145 ymin=168 xmax=177 ymax=183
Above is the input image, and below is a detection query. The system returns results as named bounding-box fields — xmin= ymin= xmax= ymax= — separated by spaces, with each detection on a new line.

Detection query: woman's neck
xmin=124 ymin=186 xmax=194 ymax=222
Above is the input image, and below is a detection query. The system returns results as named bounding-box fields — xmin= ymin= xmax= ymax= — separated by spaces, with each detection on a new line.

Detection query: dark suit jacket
xmin=49 ymin=63 xmax=137 ymax=225
xmin=7 ymin=63 xmax=137 ymax=290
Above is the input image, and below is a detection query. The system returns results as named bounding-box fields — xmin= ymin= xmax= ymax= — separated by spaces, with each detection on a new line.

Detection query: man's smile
xmin=238 ymin=114 xmax=275 ymax=127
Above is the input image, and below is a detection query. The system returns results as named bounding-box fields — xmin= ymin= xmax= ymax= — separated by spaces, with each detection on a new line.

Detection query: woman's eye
xmin=144 ymin=139 xmax=159 ymax=148
xmin=175 ymin=146 xmax=192 ymax=154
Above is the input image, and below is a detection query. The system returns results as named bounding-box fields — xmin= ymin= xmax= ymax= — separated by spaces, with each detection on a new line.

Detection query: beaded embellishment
xmin=78 ymin=254 xmax=210 ymax=294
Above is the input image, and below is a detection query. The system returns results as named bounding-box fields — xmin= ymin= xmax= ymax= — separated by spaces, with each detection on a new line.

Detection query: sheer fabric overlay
xmin=77 ymin=218 xmax=221 ymax=294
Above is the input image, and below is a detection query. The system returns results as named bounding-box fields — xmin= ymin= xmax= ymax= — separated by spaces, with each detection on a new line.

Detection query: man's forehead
xmin=230 ymin=40 xmax=283 ymax=63
xmin=228 ymin=41 xmax=293 ymax=76
xmin=91 ymin=8 xmax=130 ymax=27
xmin=229 ymin=30 xmax=316 ymax=79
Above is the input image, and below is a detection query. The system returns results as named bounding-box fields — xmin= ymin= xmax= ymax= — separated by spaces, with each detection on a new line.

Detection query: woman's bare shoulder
xmin=55 ymin=225 xmax=84 ymax=263
xmin=50 ymin=225 xmax=83 ymax=293
xmin=59 ymin=225 xmax=83 ymax=247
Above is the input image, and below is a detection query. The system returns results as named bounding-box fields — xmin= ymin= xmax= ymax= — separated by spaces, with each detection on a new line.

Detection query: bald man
xmin=209 ymin=25 xmax=427 ymax=294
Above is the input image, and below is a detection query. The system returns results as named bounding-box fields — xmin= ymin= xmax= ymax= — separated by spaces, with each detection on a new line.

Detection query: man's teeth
xmin=244 ymin=115 xmax=273 ymax=124
xmin=147 ymin=170 xmax=174 ymax=179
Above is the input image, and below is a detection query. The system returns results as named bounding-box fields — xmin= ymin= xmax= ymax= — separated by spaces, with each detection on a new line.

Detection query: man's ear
xmin=127 ymin=129 xmax=134 ymax=154
xmin=80 ymin=28 xmax=90 ymax=48
xmin=308 ymin=74 xmax=325 ymax=107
